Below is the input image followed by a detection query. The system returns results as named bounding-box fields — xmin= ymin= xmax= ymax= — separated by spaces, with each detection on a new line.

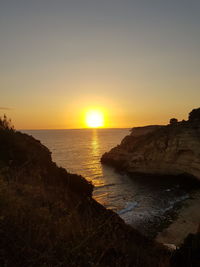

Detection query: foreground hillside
xmin=0 ymin=116 xmax=170 ymax=267
xmin=101 ymin=108 xmax=200 ymax=180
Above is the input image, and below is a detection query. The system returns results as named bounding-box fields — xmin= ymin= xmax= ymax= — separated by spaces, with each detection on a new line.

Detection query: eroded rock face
xmin=101 ymin=114 xmax=200 ymax=180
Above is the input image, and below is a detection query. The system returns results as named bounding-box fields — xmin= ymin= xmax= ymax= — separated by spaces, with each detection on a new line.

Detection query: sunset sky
xmin=1 ymin=0 xmax=200 ymax=129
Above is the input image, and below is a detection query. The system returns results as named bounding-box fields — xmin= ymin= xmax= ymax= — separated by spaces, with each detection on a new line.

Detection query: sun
xmin=86 ymin=110 xmax=104 ymax=128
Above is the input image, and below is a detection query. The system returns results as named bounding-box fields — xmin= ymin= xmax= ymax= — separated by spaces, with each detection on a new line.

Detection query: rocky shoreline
xmin=156 ymin=190 xmax=200 ymax=246
xmin=123 ymin=174 xmax=199 ymax=242
xmin=101 ymin=108 xmax=200 ymax=250
xmin=137 ymin=194 xmax=188 ymax=240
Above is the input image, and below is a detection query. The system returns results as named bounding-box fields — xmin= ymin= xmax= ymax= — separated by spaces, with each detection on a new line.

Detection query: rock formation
xmin=0 ymin=116 xmax=169 ymax=267
xmin=101 ymin=108 xmax=200 ymax=181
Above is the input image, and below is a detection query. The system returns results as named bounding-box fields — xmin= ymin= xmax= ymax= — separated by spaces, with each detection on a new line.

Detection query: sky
xmin=0 ymin=0 xmax=200 ymax=129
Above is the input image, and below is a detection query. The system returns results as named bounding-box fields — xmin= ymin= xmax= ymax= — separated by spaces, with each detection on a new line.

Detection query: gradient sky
xmin=1 ymin=0 xmax=200 ymax=129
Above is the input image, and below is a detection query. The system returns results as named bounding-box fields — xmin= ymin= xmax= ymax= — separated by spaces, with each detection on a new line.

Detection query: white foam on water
xmin=117 ymin=201 xmax=138 ymax=215
xmin=160 ymin=194 xmax=189 ymax=213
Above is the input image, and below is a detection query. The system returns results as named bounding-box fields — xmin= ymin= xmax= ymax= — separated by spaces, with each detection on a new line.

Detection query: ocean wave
xmin=160 ymin=194 xmax=189 ymax=213
xmin=117 ymin=201 xmax=138 ymax=215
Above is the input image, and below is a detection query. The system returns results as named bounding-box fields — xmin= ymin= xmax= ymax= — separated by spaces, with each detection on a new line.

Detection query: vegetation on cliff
xmin=188 ymin=107 xmax=200 ymax=122
xmin=0 ymin=116 xmax=170 ymax=267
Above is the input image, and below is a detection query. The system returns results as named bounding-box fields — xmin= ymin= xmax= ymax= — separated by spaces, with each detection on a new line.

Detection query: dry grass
xmin=0 ymin=116 xmax=171 ymax=266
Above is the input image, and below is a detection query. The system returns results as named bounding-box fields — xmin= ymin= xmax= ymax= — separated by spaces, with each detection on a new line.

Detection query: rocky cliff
xmin=101 ymin=108 xmax=200 ymax=181
xmin=0 ymin=116 xmax=170 ymax=267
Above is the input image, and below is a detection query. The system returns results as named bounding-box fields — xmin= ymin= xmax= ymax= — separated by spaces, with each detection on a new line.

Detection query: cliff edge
xmin=0 ymin=116 xmax=169 ymax=267
xmin=101 ymin=108 xmax=200 ymax=181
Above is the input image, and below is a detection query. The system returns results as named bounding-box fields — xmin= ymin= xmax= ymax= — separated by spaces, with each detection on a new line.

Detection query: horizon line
xmin=20 ymin=127 xmax=132 ymax=131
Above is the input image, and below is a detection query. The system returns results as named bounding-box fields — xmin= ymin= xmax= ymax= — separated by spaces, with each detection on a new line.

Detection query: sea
xmin=24 ymin=128 xmax=190 ymax=236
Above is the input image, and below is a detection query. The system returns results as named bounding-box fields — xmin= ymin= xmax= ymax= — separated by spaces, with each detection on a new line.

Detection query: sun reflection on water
xmin=90 ymin=129 xmax=105 ymax=188
xmin=91 ymin=129 xmax=99 ymax=157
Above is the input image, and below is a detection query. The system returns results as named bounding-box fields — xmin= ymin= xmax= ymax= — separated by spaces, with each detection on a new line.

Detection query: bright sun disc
xmin=86 ymin=110 xmax=104 ymax=128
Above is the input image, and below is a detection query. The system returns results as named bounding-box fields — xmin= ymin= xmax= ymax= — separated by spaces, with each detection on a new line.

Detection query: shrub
xmin=0 ymin=115 xmax=14 ymax=131
xmin=188 ymin=108 xmax=200 ymax=122
xmin=169 ymin=118 xmax=178 ymax=125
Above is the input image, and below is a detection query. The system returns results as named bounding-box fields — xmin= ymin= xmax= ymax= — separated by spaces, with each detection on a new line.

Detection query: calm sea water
xmin=24 ymin=129 xmax=189 ymax=235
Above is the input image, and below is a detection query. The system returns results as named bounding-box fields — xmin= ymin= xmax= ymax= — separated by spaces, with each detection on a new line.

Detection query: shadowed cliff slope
xmin=0 ymin=117 xmax=170 ymax=267
xmin=101 ymin=108 xmax=200 ymax=181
